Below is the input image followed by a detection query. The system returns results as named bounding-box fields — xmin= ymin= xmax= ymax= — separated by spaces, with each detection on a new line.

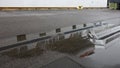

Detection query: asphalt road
xmin=0 ymin=9 xmax=120 ymax=39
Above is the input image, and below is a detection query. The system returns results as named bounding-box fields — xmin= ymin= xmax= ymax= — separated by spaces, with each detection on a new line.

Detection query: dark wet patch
xmin=46 ymin=35 xmax=94 ymax=54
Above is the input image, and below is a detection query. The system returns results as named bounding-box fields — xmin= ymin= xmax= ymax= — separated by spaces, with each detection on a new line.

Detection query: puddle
xmin=0 ymin=18 xmax=120 ymax=68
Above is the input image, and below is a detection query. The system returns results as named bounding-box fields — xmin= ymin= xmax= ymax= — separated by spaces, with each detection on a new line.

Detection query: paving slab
xmin=41 ymin=56 xmax=84 ymax=68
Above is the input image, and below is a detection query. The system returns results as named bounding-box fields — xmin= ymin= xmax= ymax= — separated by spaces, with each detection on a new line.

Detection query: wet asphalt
xmin=0 ymin=9 xmax=120 ymax=39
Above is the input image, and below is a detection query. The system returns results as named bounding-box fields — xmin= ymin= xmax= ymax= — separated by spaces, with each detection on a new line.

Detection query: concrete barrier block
xmin=39 ymin=32 xmax=46 ymax=37
xmin=83 ymin=24 xmax=87 ymax=27
xmin=17 ymin=34 xmax=26 ymax=42
xmin=56 ymin=28 xmax=61 ymax=33
xmin=72 ymin=25 xmax=76 ymax=29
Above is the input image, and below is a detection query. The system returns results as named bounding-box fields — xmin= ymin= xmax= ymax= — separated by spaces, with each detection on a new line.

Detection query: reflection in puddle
xmin=0 ymin=19 xmax=120 ymax=68
xmin=82 ymin=38 xmax=120 ymax=68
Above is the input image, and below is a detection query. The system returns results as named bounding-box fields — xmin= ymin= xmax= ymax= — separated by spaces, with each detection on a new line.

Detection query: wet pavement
xmin=80 ymin=38 xmax=120 ymax=68
xmin=37 ymin=37 xmax=120 ymax=68
xmin=41 ymin=57 xmax=84 ymax=68
xmin=0 ymin=36 xmax=120 ymax=68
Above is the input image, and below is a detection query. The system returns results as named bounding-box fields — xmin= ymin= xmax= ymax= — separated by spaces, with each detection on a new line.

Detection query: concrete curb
xmin=83 ymin=7 xmax=107 ymax=9
xmin=0 ymin=7 xmax=77 ymax=11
